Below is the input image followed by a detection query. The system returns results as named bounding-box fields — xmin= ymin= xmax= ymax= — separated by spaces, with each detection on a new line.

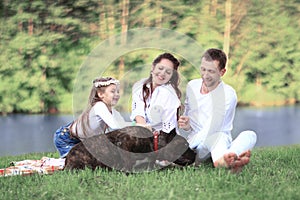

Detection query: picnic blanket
xmin=0 ymin=157 xmax=65 ymax=177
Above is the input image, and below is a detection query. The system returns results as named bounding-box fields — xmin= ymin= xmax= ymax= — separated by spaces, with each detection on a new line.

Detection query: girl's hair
xmin=142 ymin=53 xmax=181 ymax=109
xmin=72 ymin=77 xmax=119 ymax=137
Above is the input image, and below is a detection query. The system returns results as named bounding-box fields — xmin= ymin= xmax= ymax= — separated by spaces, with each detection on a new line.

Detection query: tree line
xmin=0 ymin=0 xmax=299 ymax=115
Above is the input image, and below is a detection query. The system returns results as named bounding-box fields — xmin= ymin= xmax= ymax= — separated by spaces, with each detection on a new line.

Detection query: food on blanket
xmin=0 ymin=157 xmax=65 ymax=177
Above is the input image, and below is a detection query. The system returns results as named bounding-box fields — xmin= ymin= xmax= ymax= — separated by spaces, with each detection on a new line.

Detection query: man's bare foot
xmin=230 ymin=156 xmax=250 ymax=173
xmin=214 ymin=151 xmax=252 ymax=173
xmin=229 ymin=150 xmax=252 ymax=173
xmin=213 ymin=152 xmax=237 ymax=168
xmin=239 ymin=150 xmax=251 ymax=158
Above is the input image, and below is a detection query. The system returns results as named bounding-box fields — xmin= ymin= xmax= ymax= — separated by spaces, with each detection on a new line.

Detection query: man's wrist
xmin=178 ymin=126 xmax=192 ymax=139
xmin=182 ymin=125 xmax=192 ymax=132
xmin=179 ymin=126 xmax=192 ymax=133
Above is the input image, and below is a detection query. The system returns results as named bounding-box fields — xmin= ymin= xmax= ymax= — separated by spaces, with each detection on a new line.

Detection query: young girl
xmin=131 ymin=53 xmax=182 ymax=134
xmin=54 ymin=77 xmax=131 ymax=158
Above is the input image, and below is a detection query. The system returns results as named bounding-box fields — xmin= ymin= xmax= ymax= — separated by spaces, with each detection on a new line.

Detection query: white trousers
xmin=194 ymin=130 xmax=257 ymax=162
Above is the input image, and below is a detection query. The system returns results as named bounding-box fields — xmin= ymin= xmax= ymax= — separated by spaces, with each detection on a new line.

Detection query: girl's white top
xmin=130 ymin=78 xmax=181 ymax=133
xmin=74 ymin=101 xmax=132 ymax=139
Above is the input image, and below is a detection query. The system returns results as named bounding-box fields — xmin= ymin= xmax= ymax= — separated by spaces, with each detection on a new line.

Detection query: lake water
xmin=1 ymin=106 xmax=300 ymax=157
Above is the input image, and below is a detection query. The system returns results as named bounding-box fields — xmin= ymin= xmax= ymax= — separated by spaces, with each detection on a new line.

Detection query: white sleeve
xmin=130 ymin=80 xmax=146 ymax=121
xmin=223 ymin=88 xmax=237 ymax=131
xmin=183 ymin=82 xmax=192 ymax=116
xmin=178 ymin=83 xmax=193 ymax=138
xmin=112 ymin=109 xmax=133 ymax=128
xmin=93 ymin=102 xmax=124 ymax=130
xmin=178 ymin=85 xmax=200 ymax=142
xmin=150 ymin=86 xmax=180 ymax=133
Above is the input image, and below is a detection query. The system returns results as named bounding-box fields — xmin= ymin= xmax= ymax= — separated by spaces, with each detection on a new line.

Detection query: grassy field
xmin=0 ymin=145 xmax=299 ymax=200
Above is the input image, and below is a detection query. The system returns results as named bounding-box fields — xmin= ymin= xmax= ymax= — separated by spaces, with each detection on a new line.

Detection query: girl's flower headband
xmin=93 ymin=79 xmax=120 ymax=88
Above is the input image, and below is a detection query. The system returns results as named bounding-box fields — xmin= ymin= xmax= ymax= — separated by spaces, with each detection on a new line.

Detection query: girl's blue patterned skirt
xmin=53 ymin=122 xmax=80 ymax=158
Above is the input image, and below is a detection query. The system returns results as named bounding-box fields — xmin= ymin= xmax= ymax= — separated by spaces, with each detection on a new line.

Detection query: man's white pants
xmin=194 ymin=130 xmax=257 ymax=162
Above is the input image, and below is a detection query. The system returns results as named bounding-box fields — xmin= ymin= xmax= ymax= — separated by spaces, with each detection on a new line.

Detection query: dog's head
xmin=156 ymin=129 xmax=196 ymax=166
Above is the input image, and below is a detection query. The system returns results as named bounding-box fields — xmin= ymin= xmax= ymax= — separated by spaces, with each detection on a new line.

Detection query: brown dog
xmin=64 ymin=126 xmax=195 ymax=173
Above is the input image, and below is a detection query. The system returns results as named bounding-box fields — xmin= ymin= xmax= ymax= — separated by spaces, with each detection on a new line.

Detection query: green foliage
xmin=224 ymin=0 xmax=300 ymax=105
xmin=238 ymin=84 xmax=286 ymax=106
xmin=0 ymin=0 xmax=299 ymax=114
xmin=0 ymin=0 xmax=96 ymax=114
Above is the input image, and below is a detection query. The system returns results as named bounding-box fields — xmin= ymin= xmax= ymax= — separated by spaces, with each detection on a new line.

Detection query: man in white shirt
xmin=178 ymin=48 xmax=257 ymax=172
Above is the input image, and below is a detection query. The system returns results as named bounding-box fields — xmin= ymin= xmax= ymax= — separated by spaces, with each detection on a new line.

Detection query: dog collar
xmin=153 ymin=131 xmax=159 ymax=152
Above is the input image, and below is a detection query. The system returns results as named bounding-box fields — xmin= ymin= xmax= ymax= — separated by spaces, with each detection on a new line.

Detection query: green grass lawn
xmin=0 ymin=145 xmax=299 ymax=200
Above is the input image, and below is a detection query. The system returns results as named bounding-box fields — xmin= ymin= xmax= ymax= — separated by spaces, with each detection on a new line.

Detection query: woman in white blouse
xmin=131 ymin=53 xmax=181 ymax=134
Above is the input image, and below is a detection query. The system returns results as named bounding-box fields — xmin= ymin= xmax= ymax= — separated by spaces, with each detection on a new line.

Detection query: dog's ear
xmin=157 ymin=132 xmax=168 ymax=148
xmin=160 ymin=129 xmax=176 ymax=143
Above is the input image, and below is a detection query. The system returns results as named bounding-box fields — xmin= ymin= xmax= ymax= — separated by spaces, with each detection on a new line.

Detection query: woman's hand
xmin=135 ymin=116 xmax=152 ymax=131
xmin=135 ymin=123 xmax=152 ymax=131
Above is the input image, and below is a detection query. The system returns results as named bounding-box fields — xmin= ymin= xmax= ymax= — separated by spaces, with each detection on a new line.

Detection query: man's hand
xmin=178 ymin=116 xmax=191 ymax=131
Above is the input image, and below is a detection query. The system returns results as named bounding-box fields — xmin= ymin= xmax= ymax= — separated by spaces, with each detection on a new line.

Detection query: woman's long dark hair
xmin=142 ymin=53 xmax=181 ymax=109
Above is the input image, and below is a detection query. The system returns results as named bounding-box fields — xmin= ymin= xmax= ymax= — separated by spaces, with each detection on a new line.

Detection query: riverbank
xmin=238 ymin=99 xmax=299 ymax=107
xmin=0 ymin=145 xmax=299 ymax=199
xmin=1 ymin=105 xmax=300 ymax=157
xmin=1 ymin=91 xmax=299 ymax=115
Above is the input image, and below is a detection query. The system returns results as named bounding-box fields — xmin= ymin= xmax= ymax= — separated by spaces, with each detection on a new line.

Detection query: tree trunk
xmin=18 ymin=8 xmax=23 ymax=32
xmin=99 ymin=1 xmax=107 ymax=40
xmin=223 ymin=0 xmax=231 ymax=58
xmin=155 ymin=0 xmax=162 ymax=27
xmin=28 ymin=18 xmax=33 ymax=35
xmin=118 ymin=0 xmax=129 ymax=96
xmin=121 ymin=0 xmax=129 ymax=45
xmin=210 ymin=0 xmax=218 ymax=16
xmin=107 ymin=5 xmax=115 ymax=45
